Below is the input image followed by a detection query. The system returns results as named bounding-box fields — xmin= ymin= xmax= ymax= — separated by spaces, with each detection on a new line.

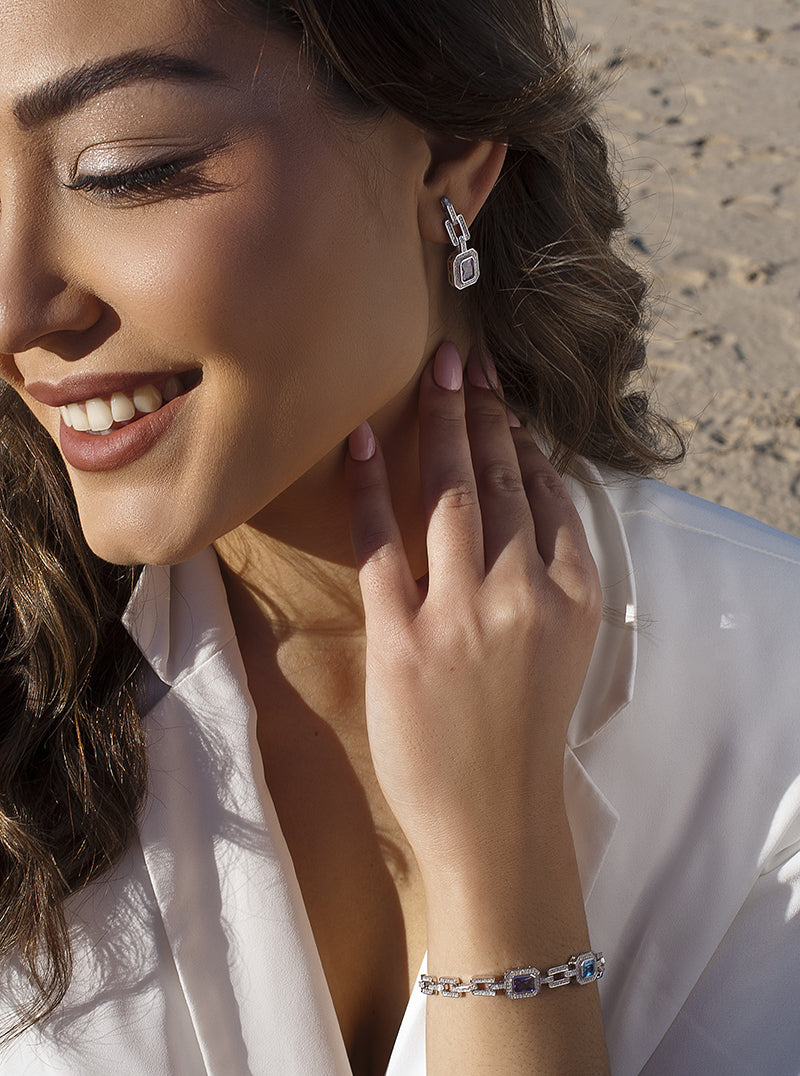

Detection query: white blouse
xmin=2 ymin=460 xmax=799 ymax=1074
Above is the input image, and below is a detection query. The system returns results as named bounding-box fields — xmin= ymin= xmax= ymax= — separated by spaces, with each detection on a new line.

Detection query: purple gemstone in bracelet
xmin=504 ymin=967 xmax=541 ymax=999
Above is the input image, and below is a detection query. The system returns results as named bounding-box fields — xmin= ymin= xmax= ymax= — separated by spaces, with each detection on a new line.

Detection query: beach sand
xmin=569 ymin=0 xmax=800 ymax=535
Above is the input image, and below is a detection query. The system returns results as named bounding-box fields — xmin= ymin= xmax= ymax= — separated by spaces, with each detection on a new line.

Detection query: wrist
xmin=420 ymin=950 xmax=605 ymax=999
xmin=422 ymin=824 xmax=590 ymax=975
xmin=417 ymin=798 xmax=575 ymax=901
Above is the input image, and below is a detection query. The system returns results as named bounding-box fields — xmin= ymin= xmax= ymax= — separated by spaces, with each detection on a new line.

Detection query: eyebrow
xmin=13 ymin=50 xmax=226 ymax=129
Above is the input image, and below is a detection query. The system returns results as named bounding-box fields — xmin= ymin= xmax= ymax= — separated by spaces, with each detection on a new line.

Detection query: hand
xmin=346 ymin=341 xmax=602 ymax=882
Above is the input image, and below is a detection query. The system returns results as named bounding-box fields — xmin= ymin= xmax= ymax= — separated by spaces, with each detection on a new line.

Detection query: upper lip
xmin=24 ymin=370 xmax=196 ymax=408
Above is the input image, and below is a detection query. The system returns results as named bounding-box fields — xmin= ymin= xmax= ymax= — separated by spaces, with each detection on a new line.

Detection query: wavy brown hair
xmin=0 ymin=0 xmax=683 ymax=1037
xmin=0 ymin=390 xmax=146 ymax=1037
xmin=278 ymin=0 xmax=685 ymax=473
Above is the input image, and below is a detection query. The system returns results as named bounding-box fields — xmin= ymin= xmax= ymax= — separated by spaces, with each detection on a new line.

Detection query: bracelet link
xmin=419 ymin=951 xmax=605 ymax=999
xmin=541 ymin=962 xmax=573 ymax=988
xmin=469 ymin=975 xmax=504 ymax=997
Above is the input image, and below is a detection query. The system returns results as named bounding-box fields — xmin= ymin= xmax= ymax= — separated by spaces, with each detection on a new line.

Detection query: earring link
xmin=442 ymin=197 xmax=481 ymax=290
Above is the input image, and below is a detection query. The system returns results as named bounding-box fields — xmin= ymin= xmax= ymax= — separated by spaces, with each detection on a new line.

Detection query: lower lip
xmin=59 ymin=392 xmax=191 ymax=473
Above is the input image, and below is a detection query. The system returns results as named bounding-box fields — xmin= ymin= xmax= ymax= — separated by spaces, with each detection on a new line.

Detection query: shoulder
xmin=602 ymin=467 xmax=800 ymax=566
xmin=602 ymin=466 xmax=800 ymax=559
xmin=577 ymin=466 xmax=800 ymax=847
xmin=593 ymin=467 xmax=800 ymax=680
xmin=594 ymin=470 xmax=800 ymax=614
xmin=588 ymin=469 xmax=800 ymax=856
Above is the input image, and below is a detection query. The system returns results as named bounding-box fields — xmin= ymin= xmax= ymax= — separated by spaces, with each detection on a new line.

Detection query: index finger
xmin=418 ymin=342 xmax=485 ymax=593
xmin=346 ymin=422 xmax=420 ymax=629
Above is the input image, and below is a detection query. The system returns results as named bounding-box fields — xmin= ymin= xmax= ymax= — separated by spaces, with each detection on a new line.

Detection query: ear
xmin=418 ymin=136 xmax=507 ymax=245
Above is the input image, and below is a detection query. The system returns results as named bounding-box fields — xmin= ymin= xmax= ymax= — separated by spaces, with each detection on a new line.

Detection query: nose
xmin=0 ymin=205 xmax=103 ymax=357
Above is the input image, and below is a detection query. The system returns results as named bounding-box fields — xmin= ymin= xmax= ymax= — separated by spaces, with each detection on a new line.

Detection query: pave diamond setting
xmin=505 ymin=968 xmax=541 ymax=999
xmin=449 ymin=249 xmax=480 ymax=289
xmin=419 ymin=951 xmax=605 ymax=998
xmin=469 ymin=975 xmax=503 ymax=997
xmin=575 ymin=952 xmax=605 ymax=985
xmin=442 ymin=196 xmax=481 ymax=290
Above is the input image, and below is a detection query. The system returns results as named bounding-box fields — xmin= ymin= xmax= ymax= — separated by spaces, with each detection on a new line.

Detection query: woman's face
xmin=0 ymin=0 xmax=439 ymax=564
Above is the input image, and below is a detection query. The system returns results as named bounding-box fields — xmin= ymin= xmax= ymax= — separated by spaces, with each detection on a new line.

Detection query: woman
xmin=0 ymin=0 xmax=798 ymax=1072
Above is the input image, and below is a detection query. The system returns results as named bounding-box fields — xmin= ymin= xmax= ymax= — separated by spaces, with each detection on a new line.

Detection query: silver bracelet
xmin=419 ymin=951 xmax=604 ymax=999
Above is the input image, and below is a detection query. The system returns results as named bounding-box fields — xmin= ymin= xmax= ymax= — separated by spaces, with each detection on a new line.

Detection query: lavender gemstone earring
xmin=442 ymin=197 xmax=480 ymax=290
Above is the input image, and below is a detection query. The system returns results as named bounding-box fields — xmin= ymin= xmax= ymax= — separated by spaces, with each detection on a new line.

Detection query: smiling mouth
xmin=58 ymin=369 xmax=201 ymax=434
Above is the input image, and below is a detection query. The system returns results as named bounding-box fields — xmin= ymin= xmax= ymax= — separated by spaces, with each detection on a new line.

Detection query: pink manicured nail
xmin=349 ymin=421 xmax=376 ymax=461
xmin=433 ymin=342 xmax=463 ymax=391
xmin=482 ymin=351 xmax=499 ymax=388
xmin=467 ymin=355 xmax=490 ymax=389
xmin=467 ymin=349 xmax=499 ymax=390
xmin=506 ymin=406 xmax=522 ymax=428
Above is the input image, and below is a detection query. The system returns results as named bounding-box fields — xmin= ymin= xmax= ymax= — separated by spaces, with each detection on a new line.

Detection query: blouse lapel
xmin=125 ymin=550 xmax=352 ymax=1075
xmin=560 ymin=460 xmax=638 ymax=896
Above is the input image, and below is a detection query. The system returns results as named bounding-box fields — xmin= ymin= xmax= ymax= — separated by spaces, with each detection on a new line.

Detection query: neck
xmin=214 ymin=308 xmax=478 ymax=639
xmin=214 ymin=364 xmax=427 ymax=641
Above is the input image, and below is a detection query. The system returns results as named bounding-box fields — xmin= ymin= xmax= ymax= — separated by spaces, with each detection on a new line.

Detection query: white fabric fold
xmin=128 ymin=553 xmax=352 ymax=1075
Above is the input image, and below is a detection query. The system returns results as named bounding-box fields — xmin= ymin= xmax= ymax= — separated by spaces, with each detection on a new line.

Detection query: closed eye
xmin=65 ymin=156 xmax=223 ymax=205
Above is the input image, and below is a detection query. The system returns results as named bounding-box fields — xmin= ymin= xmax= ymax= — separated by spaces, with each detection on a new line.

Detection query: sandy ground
xmin=567 ymin=0 xmax=800 ymax=536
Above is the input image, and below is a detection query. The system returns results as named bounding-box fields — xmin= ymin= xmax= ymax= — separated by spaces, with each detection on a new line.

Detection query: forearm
xmin=422 ymin=808 xmax=609 ymax=1074
xmin=346 ymin=344 xmax=608 ymax=1070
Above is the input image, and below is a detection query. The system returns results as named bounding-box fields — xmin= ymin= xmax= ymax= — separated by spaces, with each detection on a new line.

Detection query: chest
xmin=253 ymin=673 xmax=427 ymax=1075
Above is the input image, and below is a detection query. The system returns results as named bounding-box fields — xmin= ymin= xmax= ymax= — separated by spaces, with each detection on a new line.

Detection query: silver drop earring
xmin=442 ymin=197 xmax=480 ymax=290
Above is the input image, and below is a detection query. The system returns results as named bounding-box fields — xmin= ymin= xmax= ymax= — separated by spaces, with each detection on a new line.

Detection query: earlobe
xmin=418 ymin=137 xmax=507 ymax=245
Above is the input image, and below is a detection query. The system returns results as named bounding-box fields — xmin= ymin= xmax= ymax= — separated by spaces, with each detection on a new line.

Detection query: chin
xmin=76 ymin=503 xmax=209 ymax=568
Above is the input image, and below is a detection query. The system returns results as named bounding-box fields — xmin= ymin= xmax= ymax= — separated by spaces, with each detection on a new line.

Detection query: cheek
xmin=55 ymin=137 xmax=430 ymax=563
xmin=83 ymin=208 xmax=271 ymax=355
xmin=251 ymin=165 xmax=431 ymax=424
xmin=75 ymin=112 xmax=429 ymax=391
xmin=107 ymin=155 xmax=426 ymax=426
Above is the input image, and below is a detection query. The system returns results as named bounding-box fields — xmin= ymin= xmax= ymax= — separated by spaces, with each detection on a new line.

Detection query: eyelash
xmin=66 ymin=157 xmax=217 ymax=205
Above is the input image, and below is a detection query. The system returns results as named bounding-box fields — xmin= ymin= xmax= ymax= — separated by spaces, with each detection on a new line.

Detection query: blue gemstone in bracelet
xmin=578 ymin=959 xmax=596 ymax=981
xmin=574 ymin=952 xmax=604 ymax=984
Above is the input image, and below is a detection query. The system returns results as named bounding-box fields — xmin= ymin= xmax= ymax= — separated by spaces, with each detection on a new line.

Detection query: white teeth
xmin=110 ymin=391 xmax=136 ymax=422
xmin=60 ymin=378 xmax=179 ymax=432
xmin=67 ymin=402 xmax=90 ymax=431
xmin=133 ymin=384 xmax=162 ymax=414
xmin=162 ymin=375 xmax=181 ymax=402
xmin=85 ymin=397 xmax=114 ymax=432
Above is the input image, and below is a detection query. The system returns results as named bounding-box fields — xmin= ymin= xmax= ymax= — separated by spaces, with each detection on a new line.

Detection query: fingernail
xmin=506 ymin=406 xmax=522 ymax=428
xmin=348 ymin=421 xmax=376 ymax=461
xmin=467 ymin=349 xmax=499 ymax=390
xmin=467 ymin=354 xmax=490 ymax=389
xmin=483 ymin=351 xmax=499 ymax=387
xmin=433 ymin=342 xmax=463 ymax=391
